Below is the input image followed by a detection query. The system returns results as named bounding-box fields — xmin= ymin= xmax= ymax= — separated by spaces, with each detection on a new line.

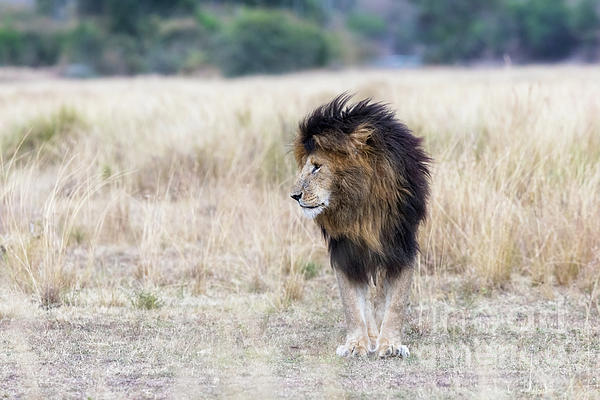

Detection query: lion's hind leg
xmin=376 ymin=266 xmax=413 ymax=358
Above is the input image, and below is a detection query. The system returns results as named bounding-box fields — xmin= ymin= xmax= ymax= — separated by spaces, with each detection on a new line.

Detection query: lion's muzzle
xmin=290 ymin=191 xmax=302 ymax=202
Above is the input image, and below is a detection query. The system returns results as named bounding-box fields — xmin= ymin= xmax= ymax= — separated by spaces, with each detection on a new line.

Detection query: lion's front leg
xmin=334 ymin=269 xmax=372 ymax=357
xmin=376 ymin=266 xmax=413 ymax=358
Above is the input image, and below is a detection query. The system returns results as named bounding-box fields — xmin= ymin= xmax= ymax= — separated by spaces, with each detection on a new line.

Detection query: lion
xmin=290 ymin=94 xmax=430 ymax=358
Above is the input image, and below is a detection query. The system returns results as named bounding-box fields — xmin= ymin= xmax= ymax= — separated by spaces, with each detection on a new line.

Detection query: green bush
xmin=569 ymin=0 xmax=600 ymax=58
xmin=2 ymin=106 xmax=86 ymax=160
xmin=412 ymin=0 xmax=598 ymax=63
xmin=98 ymin=34 xmax=147 ymax=75
xmin=508 ymin=0 xmax=576 ymax=60
xmin=412 ymin=0 xmax=508 ymax=63
xmin=346 ymin=12 xmax=387 ymax=39
xmin=131 ymin=290 xmax=163 ymax=310
xmin=300 ymin=261 xmax=321 ymax=280
xmin=0 ymin=27 xmax=62 ymax=66
xmin=147 ymin=19 xmax=215 ymax=74
xmin=216 ymin=9 xmax=336 ymax=76
xmin=62 ymin=22 xmax=106 ymax=68
xmin=196 ymin=9 xmax=222 ymax=32
xmin=62 ymin=14 xmax=216 ymax=75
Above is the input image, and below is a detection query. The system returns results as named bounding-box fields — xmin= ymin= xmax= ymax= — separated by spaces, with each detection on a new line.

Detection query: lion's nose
xmin=290 ymin=191 xmax=302 ymax=202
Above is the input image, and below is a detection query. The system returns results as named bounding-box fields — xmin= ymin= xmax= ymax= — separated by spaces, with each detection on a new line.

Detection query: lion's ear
xmin=349 ymin=125 xmax=374 ymax=151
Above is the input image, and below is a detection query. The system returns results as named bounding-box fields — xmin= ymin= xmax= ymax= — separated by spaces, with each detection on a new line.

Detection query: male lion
xmin=290 ymin=94 xmax=430 ymax=358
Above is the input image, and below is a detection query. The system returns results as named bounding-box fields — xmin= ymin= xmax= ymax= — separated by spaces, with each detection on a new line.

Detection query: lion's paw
xmin=376 ymin=338 xmax=409 ymax=359
xmin=336 ymin=337 xmax=369 ymax=358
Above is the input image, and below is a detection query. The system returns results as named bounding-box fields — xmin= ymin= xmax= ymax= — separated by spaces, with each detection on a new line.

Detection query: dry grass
xmin=0 ymin=66 xmax=599 ymax=398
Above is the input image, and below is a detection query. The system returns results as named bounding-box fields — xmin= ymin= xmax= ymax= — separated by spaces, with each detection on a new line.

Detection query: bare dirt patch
xmin=1 ymin=275 xmax=598 ymax=398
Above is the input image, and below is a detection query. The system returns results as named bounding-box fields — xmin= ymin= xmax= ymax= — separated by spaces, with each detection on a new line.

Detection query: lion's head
xmin=289 ymin=149 xmax=333 ymax=219
xmin=290 ymin=94 xmax=430 ymax=281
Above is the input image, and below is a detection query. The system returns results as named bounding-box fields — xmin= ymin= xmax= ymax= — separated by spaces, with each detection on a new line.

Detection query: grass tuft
xmin=131 ymin=290 xmax=163 ymax=310
xmin=300 ymin=261 xmax=321 ymax=280
xmin=40 ymin=285 xmax=63 ymax=309
xmin=2 ymin=106 xmax=86 ymax=161
xmin=276 ymin=273 xmax=305 ymax=309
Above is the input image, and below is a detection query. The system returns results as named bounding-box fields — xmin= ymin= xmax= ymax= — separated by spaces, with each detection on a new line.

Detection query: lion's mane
xmin=294 ymin=94 xmax=431 ymax=283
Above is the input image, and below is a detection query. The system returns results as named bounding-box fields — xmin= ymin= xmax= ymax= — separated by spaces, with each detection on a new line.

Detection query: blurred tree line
xmin=0 ymin=0 xmax=598 ymax=76
xmin=412 ymin=0 xmax=599 ymax=62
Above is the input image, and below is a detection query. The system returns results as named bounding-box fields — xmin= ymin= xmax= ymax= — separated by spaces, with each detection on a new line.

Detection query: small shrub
xmin=276 ymin=273 xmax=304 ymax=309
xmin=62 ymin=22 xmax=106 ymax=71
xmin=196 ymin=9 xmax=222 ymax=32
xmin=40 ymin=285 xmax=62 ymax=309
xmin=131 ymin=290 xmax=163 ymax=310
xmin=148 ymin=19 xmax=209 ymax=74
xmin=0 ymin=27 xmax=62 ymax=66
xmin=101 ymin=164 xmax=113 ymax=180
xmin=2 ymin=107 xmax=86 ymax=161
xmin=301 ymin=261 xmax=320 ymax=280
xmin=101 ymin=34 xmax=147 ymax=75
xmin=187 ymin=264 xmax=207 ymax=295
xmin=509 ymin=0 xmax=577 ymax=60
xmin=247 ymin=273 xmax=268 ymax=293
xmin=217 ymin=9 xmax=337 ymax=76
xmin=346 ymin=12 xmax=387 ymax=39
xmin=2 ymin=236 xmax=74 ymax=309
xmin=68 ymin=226 xmax=87 ymax=246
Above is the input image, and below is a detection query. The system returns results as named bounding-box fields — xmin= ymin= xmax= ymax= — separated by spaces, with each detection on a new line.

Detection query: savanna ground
xmin=0 ymin=67 xmax=599 ymax=399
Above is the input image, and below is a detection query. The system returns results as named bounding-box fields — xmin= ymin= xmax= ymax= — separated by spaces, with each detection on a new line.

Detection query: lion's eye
xmin=312 ymin=163 xmax=321 ymax=173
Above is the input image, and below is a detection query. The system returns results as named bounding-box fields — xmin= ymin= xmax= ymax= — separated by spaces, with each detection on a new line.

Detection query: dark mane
xmin=294 ymin=94 xmax=431 ymax=283
xmin=298 ymin=93 xmax=399 ymax=155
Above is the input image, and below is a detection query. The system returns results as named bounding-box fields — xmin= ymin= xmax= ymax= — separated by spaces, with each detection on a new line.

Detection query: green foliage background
xmin=0 ymin=0 xmax=598 ymax=76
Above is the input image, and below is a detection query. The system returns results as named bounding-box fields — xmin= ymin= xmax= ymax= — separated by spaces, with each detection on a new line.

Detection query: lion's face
xmin=290 ymin=152 xmax=333 ymax=219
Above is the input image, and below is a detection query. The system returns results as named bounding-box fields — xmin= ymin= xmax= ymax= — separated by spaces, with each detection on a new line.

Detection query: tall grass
xmin=1 ymin=106 xmax=86 ymax=163
xmin=0 ymin=67 xmax=598 ymax=307
xmin=0 ymin=155 xmax=109 ymax=307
